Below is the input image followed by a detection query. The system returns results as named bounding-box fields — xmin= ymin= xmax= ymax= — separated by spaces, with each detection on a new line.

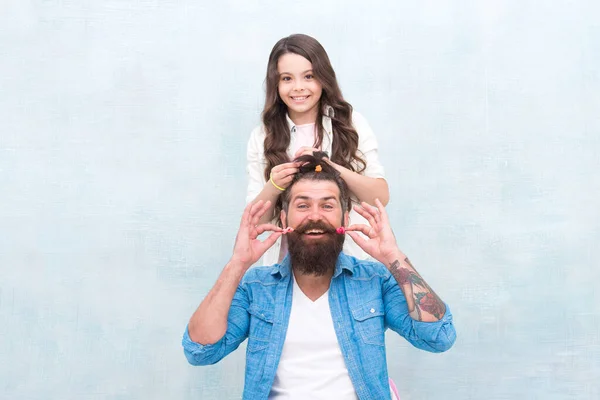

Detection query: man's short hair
xmin=280 ymin=152 xmax=352 ymax=214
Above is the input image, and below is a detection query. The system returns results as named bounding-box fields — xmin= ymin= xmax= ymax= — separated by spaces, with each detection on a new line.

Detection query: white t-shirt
xmin=269 ymin=275 xmax=358 ymax=399
xmin=293 ymin=123 xmax=317 ymax=151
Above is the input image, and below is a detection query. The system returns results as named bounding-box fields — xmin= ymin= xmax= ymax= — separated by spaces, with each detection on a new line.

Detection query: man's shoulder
xmin=241 ymin=264 xmax=279 ymax=285
xmin=341 ymin=254 xmax=390 ymax=280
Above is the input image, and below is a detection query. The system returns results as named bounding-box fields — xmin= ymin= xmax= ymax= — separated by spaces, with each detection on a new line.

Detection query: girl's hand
xmin=269 ymin=161 xmax=302 ymax=190
xmin=293 ymin=147 xmax=337 ymax=170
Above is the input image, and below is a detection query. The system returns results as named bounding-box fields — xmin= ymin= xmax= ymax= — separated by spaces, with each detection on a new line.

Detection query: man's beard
xmin=286 ymin=220 xmax=345 ymax=276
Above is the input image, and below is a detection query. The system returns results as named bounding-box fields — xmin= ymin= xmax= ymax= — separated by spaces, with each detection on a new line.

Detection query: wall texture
xmin=1 ymin=1 xmax=598 ymax=399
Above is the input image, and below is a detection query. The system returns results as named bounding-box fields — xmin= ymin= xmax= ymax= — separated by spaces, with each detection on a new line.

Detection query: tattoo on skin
xmin=389 ymin=258 xmax=446 ymax=321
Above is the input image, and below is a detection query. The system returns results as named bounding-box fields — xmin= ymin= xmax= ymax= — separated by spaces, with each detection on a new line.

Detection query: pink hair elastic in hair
xmin=283 ymin=227 xmax=294 ymax=234
xmin=336 ymin=227 xmax=346 ymax=234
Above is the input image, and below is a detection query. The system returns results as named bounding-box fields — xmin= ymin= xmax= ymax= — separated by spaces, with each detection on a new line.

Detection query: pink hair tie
xmin=336 ymin=227 xmax=346 ymax=234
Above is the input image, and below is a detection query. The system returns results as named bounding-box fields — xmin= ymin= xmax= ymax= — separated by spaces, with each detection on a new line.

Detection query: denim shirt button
xmin=370 ymin=308 xmax=375 ymax=313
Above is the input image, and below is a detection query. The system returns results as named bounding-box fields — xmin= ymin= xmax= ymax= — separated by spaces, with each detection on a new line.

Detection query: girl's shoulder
xmin=247 ymin=124 xmax=266 ymax=146
xmin=349 ymin=109 xmax=369 ymax=126
xmin=247 ymin=124 xmax=267 ymax=155
xmin=348 ymin=110 xmax=376 ymax=139
xmin=249 ymin=123 xmax=266 ymax=138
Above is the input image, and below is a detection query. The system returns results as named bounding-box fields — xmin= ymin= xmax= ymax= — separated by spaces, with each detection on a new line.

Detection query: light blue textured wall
xmin=1 ymin=1 xmax=599 ymax=399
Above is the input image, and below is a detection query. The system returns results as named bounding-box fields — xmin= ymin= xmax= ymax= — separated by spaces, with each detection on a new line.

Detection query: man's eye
xmin=323 ymin=204 xmax=333 ymax=209
xmin=297 ymin=204 xmax=308 ymax=209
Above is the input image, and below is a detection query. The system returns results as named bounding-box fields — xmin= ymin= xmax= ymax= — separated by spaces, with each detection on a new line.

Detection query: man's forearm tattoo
xmin=389 ymin=258 xmax=446 ymax=320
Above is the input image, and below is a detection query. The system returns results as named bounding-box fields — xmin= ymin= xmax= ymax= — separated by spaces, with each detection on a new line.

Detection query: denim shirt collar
xmin=270 ymin=251 xmax=354 ymax=279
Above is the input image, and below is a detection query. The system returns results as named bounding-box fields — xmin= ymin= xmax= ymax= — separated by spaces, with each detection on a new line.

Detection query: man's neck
xmin=292 ymin=268 xmax=334 ymax=302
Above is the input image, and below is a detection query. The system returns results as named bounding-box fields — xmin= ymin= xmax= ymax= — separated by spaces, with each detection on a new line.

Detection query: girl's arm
xmin=330 ymin=162 xmax=389 ymax=206
xmin=246 ymin=126 xmax=300 ymax=224
xmin=291 ymin=148 xmax=389 ymax=206
xmin=249 ymin=162 xmax=301 ymax=224
xmin=294 ymin=111 xmax=390 ymax=206
xmin=346 ymin=111 xmax=389 ymax=205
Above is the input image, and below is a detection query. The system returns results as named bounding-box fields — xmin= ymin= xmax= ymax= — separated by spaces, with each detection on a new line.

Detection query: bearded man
xmin=182 ymin=154 xmax=456 ymax=400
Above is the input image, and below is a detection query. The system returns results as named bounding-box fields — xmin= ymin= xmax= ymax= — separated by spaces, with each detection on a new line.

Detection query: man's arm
xmin=183 ymin=200 xmax=283 ymax=364
xmin=183 ymin=280 xmax=250 ymax=366
xmin=381 ymin=270 xmax=456 ymax=353
xmin=187 ymin=260 xmax=249 ymax=344
xmin=346 ymin=199 xmax=456 ymax=351
xmin=385 ymin=251 xmax=446 ymax=322
xmin=347 ymin=199 xmax=446 ymax=321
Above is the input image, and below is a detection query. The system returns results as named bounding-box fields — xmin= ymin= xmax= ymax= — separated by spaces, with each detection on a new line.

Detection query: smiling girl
xmin=246 ymin=34 xmax=390 ymax=265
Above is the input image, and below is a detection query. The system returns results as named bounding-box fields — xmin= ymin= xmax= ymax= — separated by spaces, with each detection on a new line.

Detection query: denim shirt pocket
xmin=350 ymin=298 xmax=386 ymax=347
xmin=247 ymin=303 xmax=274 ymax=353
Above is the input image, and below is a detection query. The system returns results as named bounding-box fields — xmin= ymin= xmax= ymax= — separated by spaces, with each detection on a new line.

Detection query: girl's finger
xmin=279 ymin=167 xmax=299 ymax=177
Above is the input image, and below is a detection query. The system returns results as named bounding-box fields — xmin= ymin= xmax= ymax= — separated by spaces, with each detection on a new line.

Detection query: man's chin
xmin=288 ymin=232 xmax=345 ymax=276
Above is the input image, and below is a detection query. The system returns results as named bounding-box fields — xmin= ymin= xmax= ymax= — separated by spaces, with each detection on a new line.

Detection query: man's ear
xmin=280 ymin=209 xmax=287 ymax=228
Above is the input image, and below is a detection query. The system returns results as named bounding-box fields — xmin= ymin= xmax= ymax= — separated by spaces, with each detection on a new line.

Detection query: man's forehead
xmin=289 ymin=180 xmax=341 ymax=201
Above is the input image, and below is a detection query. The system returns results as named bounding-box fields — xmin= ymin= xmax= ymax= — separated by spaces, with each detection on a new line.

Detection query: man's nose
xmin=307 ymin=208 xmax=323 ymax=221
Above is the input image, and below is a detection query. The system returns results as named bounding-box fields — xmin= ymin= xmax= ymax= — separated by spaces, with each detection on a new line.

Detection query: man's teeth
xmin=305 ymin=229 xmax=325 ymax=234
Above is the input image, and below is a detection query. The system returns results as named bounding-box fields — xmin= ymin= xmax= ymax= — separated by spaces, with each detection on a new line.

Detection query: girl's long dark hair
xmin=262 ymin=34 xmax=366 ymax=182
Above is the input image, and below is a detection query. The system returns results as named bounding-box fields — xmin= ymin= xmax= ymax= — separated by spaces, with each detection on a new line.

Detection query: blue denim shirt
xmin=182 ymin=253 xmax=456 ymax=400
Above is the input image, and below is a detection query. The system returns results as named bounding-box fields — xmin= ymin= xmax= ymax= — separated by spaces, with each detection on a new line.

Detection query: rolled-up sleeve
xmin=352 ymin=112 xmax=386 ymax=179
xmin=382 ymin=273 xmax=457 ymax=353
xmin=182 ymin=285 xmax=251 ymax=365
xmin=182 ymin=325 xmax=228 ymax=365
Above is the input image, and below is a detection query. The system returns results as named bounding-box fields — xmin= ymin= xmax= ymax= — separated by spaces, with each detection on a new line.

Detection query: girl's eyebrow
xmin=279 ymin=69 xmax=313 ymax=76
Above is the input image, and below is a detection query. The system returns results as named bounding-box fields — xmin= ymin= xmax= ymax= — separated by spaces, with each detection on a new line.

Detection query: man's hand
xmin=231 ymin=200 xmax=283 ymax=269
xmin=187 ymin=201 xmax=283 ymax=345
xmin=346 ymin=198 xmax=403 ymax=265
xmin=348 ymin=199 xmax=447 ymax=322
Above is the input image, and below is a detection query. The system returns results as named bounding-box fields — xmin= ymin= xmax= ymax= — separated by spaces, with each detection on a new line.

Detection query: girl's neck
xmin=295 ymin=122 xmax=315 ymax=128
xmin=289 ymin=109 xmax=318 ymax=126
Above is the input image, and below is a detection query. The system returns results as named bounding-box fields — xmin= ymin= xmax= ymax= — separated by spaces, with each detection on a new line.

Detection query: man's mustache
xmin=293 ymin=221 xmax=336 ymax=235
